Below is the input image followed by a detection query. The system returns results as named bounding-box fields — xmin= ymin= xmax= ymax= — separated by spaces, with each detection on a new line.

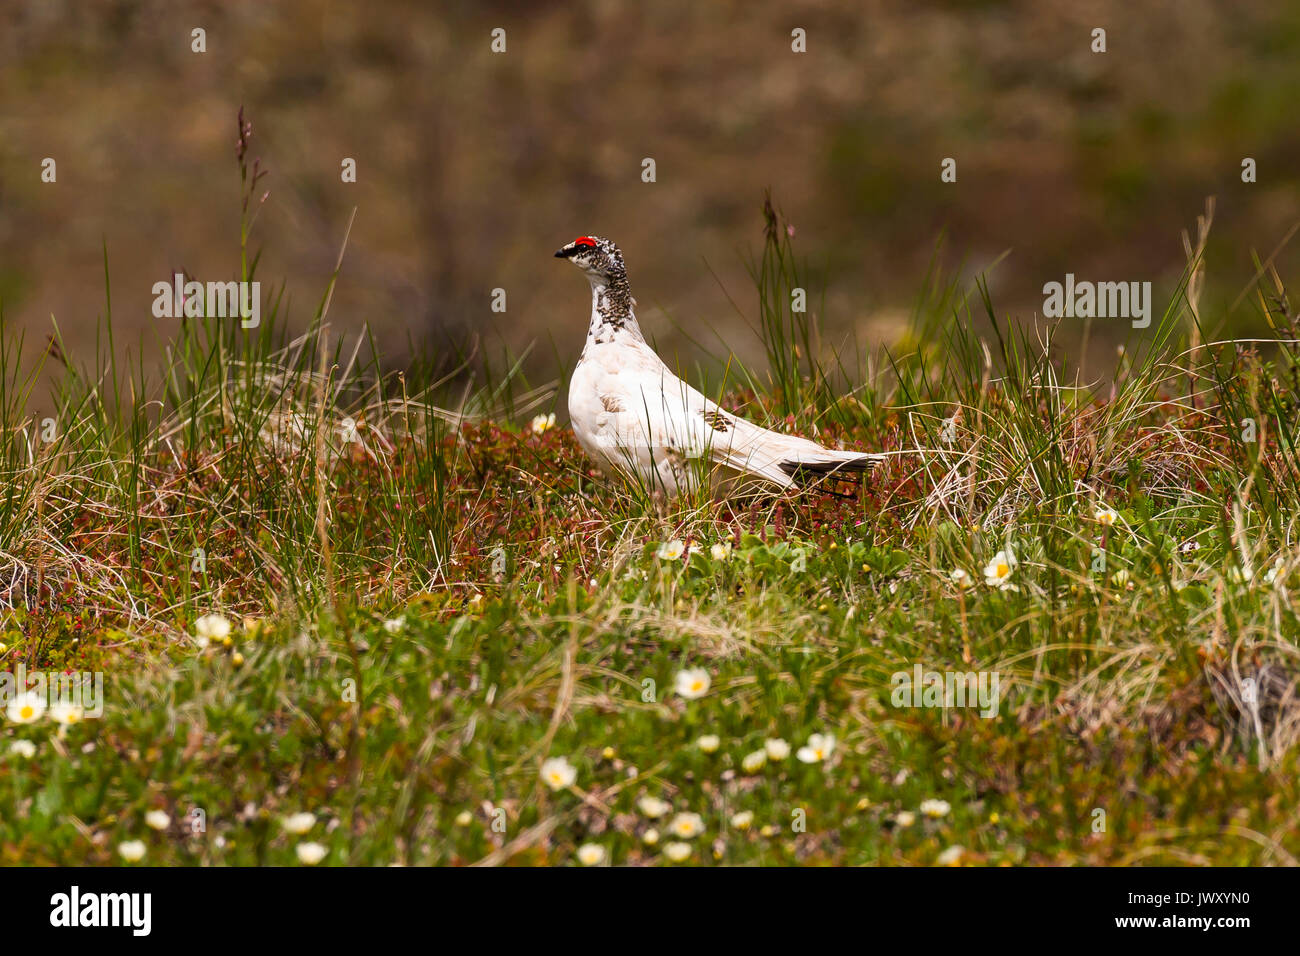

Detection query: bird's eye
xmin=574 ymin=237 xmax=597 ymax=248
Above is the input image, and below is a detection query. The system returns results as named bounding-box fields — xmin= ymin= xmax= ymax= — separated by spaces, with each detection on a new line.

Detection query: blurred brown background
xmin=2 ymin=0 xmax=1299 ymax=385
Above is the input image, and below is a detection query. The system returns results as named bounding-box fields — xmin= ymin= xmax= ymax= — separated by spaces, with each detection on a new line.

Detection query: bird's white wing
xmin=575 ymin=342 xmax=878 ymax=491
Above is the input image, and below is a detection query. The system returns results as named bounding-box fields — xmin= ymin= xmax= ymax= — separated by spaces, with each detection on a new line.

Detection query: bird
xmin=555 ymin=235 xmax=883 ymax=499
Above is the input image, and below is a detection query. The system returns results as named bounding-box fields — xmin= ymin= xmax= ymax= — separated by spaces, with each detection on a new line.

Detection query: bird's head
xmin=554 ymin=236 xmax=625 ymax=284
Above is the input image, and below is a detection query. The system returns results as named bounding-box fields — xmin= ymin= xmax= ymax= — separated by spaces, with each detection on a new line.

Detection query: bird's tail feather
xmin=776 ymin=452 xmax=884 ymax=480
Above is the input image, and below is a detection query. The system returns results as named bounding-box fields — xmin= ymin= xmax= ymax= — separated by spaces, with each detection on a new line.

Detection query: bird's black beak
xmin=555 ymin=246 xmax=576 ymax=258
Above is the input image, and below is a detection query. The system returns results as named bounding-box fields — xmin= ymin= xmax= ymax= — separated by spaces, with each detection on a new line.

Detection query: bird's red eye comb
xmin=573 ymin=236 xmax=597 ymax=247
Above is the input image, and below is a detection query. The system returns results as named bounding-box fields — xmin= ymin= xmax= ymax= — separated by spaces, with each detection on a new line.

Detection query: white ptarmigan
xmin=557 ymin=235 xmax=883 ymax=498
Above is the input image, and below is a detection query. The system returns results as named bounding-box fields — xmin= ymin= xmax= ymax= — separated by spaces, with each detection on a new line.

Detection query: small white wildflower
xmin=8 ymin=740 xmax=36 ymax=759
xmin=576 ymin=843 xmax=606 ymax=866
xmin=950 ymin=568 xmax=974 ymax=591
xmin=296 ymin=842 xmax=328 ymax=865
xmin=282 ymin=812 xmax=316 ymax=835
xmin=382 ymin=617 xmax=405 ymax=633
xmin=696 ymin=734 xmax=720 ymax=754
xmin=5 ymin=692 xmax=45 ymax=724
xmin=194 ymin=614 xmax=231 ymax=645
xmin=540 ymin=756 xmax=577 ymax=791
xmin=920 ymin=799 xmax=951 ymax=819
xmin=796 ymin=733 xmax=836 ymax=764
xmin=741 ymin=750 xmax=767 ymax=773
xmin=764 ymin=738 xmax=791 ymax=761
xmin=49 ymin=701 xmax=83 ymax=726
xmin=663 ymin=841 xmax=692 ymax=862
xmin=669 ymin=812 xmax=705 ymax=839
xmin=1094 ymin=506 xmax=1119 ymax=527
xmin=710 ymin=541 xmax=733 ymax=561
xmin=674 ymin=668 xmax=710 ymax=700
xmin=637 ymin=796 xmax=671 ymax=818
xmin=1265 ymin=560 xmax=1285 ymax=586
xmin=118 ymin=840 xmax=146 ymax=862
xmin=643 ymin=828 xmax=660 ymax=845
xmin=530 ymin=413 xmax=557 ymax=434
xmin=730 ymin=810 xmax=754 ymax=830
xmin=894 ymin=811 xmax=916 ymax=828
xmin=144 ymin=810 xmax=171 ymax=831
xmin=937 ymin=845 xmax=966 ymax=865
xmin=657 ymin=539 xmax=685 ymax=561
xmin=983 ymin=550 xmax=1016 ymax=589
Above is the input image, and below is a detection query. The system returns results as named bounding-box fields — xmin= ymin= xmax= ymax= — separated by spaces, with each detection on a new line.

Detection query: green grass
xmin=3 ymin=136 xmax=1300 ymax=864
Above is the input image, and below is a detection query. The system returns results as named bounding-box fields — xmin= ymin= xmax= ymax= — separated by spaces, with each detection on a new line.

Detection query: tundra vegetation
xmin=1 ymin=144 xmax=1297 ymax=866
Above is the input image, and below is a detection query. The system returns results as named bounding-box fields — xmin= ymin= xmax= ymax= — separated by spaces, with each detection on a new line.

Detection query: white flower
xmin=8 ymin=740 xmax=36 ymax=759
xmin=6 ymin=692 xmax=45 ymax=724
xmin=118 ymin=840 xmax=146 ymax=862
xmin=730 ymin=810 xmax=754 ymax=830
xmin=194 ymin=614 xmax=231 ymax=645
xmin=950 ymin=568 xmax=974 ymax=591
xmin=657 ymin=539 xmax=685 ymax=561
xmin=983 ymin=550 xmax=1017 ymax=588
xmin=144 ymin=810 xmax=171 ymax=831
xmin=1094 ymin=506 xmax=1119 ymax=527
xmin=576 ymin=843 xmax=606 ymax=866
xmin=796 ymin=732 xmax=836 ymax=764
xmin=637 ymin=796 xmax=671 ymax=819
xmin=454 ymin=810 xmax=473 ymax=826
xmin=894 ymin=811 xmax=916 ymax=828
xmin=642 ymin=828 xmax=660 ymax=845
xmin=531 ymin=413 xmax=557 ymax=434
xmin=710 ymin=542 xmax=733 ymax=561
xmin=669 ymin=812 xmax=705 ymax=839
xmin=49 ymin=701 xmax=83 ymax=726
xmin=382 ymin=617 xmax=405 ymax=633
xmin=696 ymin=734 xmax=720 ymax=754
xmin=937 ymin=845 xmax=966 ymax=865
xmin=1228 ymin=565 xmax=1253 ymax=584
xmin=741 ymin=750 xmax=767 ymax=773
xmin=1179 ymin=540 xmax=1200 ymax=555
xmin=663 ymin=841 xmax=692 ymax=862
xmin=674 ymin=668 xmax=710 ymax=699
xmin=764 ymin=738 xmax=791 ymax=761
xmin=296 ymin=841 xmax=328 ymax=865
xmin=920 ymin=799 xmax=951 ymax=819
xmin=1111 ymin=568 xmax=1133 ymax=590
xmin=282 ymin=812 xmax=316 ymax=835
xmin=540 ymin=756 xmax=577 ymax=791
xmin=1265 ymin=561 xmax=1285 ymax=586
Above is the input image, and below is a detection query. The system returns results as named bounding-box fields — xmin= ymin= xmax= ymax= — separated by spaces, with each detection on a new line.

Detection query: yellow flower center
xmin=19 ymin=705 xmax=33 ymax=720
xmin=996 ymin=563 xmax=1009 ymax=578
